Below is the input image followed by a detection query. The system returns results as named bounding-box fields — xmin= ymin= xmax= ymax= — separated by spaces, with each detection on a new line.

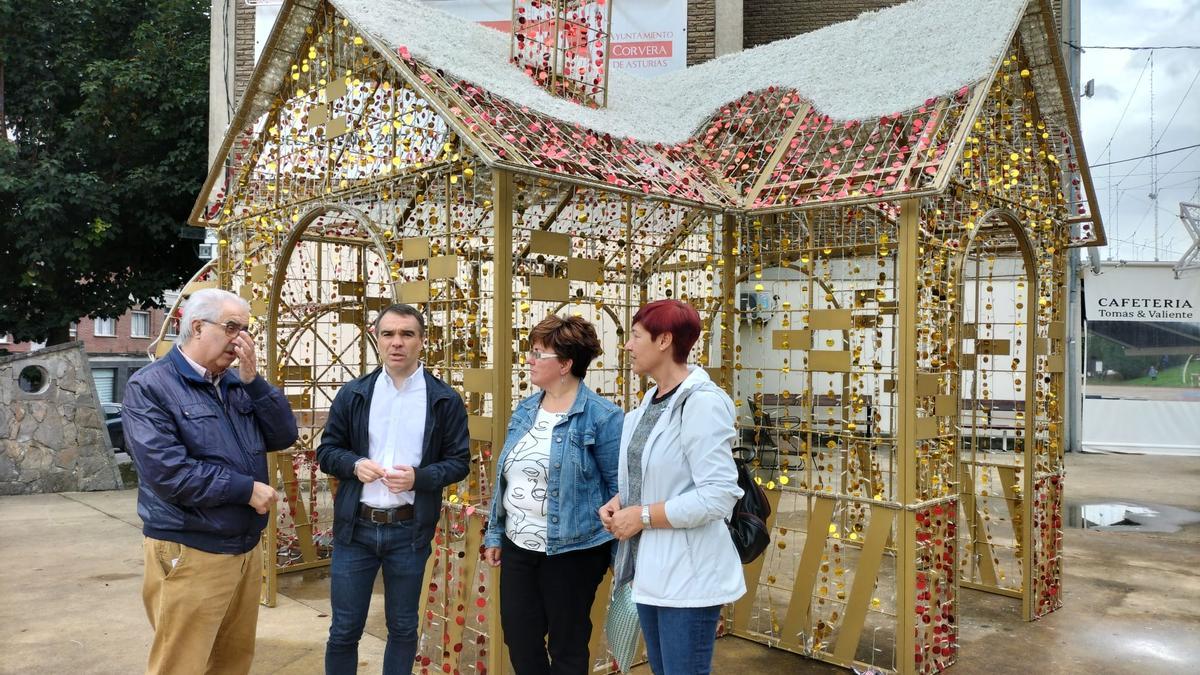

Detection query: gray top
xmin=614 ymin=390 xmax=675 ymax=585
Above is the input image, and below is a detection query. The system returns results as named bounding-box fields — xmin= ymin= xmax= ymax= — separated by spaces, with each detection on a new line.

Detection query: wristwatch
xmin=641 ymin=504 xmax=652 ymax=529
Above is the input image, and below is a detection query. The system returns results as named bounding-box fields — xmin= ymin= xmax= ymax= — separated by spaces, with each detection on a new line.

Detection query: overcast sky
xmin=1079 ymin=0 xmax=1200 ymax=262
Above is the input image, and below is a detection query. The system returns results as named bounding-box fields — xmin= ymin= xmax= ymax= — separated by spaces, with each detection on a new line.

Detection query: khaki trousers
xmin=142 ymin=536 xmax=262 ymax=675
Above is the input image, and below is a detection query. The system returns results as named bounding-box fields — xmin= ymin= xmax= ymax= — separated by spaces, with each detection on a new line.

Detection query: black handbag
xmin=728 ymin=448 xmax=772 ymax=564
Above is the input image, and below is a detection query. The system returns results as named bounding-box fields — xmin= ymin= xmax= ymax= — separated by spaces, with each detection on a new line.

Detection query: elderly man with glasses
xmin=123 ymin=288 xmax=298 ymax=675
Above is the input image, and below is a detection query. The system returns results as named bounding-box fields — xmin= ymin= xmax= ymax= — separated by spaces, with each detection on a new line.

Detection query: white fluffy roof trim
xmin=333 ymin=0 xmax=1028 ymax=145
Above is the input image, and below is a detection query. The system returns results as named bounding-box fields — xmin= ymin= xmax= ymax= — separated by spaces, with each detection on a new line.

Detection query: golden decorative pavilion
xmin=179 ymin=0 xmax=1106 ymax=672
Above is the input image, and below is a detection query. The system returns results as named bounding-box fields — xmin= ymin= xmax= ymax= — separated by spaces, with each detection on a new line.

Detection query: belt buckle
xmin=369 ymin=508 xmax=389 ymax=524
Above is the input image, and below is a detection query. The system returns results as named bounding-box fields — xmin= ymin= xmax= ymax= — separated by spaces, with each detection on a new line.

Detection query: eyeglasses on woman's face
xmin=528 ymin=349 xmax=560 ymax=361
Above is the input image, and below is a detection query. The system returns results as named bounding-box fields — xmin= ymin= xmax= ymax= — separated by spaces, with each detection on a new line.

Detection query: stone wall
xmin=743 ymin=0 xmax=904 ymax=48
xmin=1 ymin=343 xmax=121 ymax=495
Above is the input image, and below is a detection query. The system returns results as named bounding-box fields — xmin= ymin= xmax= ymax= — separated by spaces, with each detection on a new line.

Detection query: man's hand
xmin=384 ymin=465 xmax=416 ymax=493
xmin=354 ymin=459 xmax=388 ymax=484
xmin=598 ymin=494 xmax=620 ymax=528
xmin=483 ymin=547 xmax=501 ymax=567
xmin=607 ymin=506 xmax=644 ymax=541
xmin=233 ymin=332 xmax=258 ymax=384
xmin=248 ymin=481 xmax=277 ymax=514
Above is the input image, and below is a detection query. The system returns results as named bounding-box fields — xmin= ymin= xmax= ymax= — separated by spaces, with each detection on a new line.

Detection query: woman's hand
xmin=598 ymin=495 xmax=621 ymax=528
xmin=483 ymin=547 xmax=501 ymax=567
xmin=607 ymin=506 xmax=644 ymax=541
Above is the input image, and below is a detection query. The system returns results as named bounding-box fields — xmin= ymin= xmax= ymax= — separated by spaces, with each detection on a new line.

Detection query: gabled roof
xmin=337 ymin=0 xmax=1025 ymax=142
xmin=1012 ymin=0 xmax=1105 ymax=244
xmin=191 ymin=0 xmax=1104 ymax=245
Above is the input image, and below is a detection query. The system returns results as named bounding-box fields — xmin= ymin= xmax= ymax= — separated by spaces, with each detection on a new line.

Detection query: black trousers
xmin=499 ymin=535 xmax=612 ymax=675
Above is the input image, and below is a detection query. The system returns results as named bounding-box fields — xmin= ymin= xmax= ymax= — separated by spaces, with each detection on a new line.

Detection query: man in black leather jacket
xmin=317 ymin=303 xmax=470 ymax=674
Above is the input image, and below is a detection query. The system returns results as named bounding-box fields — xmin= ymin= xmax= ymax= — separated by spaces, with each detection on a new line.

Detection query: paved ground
xmin=1 ymin=452 xmax=1197 ymax=674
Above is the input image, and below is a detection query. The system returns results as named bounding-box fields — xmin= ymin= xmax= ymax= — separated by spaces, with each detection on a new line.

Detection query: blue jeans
xmin=635 ymin=603 xmax=722 ymax=675
xmin=326 ymin=519 xmax=430 ymax=674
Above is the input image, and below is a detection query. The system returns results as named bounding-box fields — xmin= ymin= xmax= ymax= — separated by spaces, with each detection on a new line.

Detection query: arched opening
xmin=261 ymin=203 xmax=393 ymax=604
xmin=952 ymin=208 xmax=1039 ymax=619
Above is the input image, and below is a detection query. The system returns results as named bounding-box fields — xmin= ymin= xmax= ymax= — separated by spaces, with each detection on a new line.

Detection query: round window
xmin=18 ymin=365 xmax=49 ymax=394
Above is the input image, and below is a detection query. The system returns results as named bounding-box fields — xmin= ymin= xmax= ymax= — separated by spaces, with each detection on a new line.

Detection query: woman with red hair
xmin=599 ymin=299 xmax=744 ymax=675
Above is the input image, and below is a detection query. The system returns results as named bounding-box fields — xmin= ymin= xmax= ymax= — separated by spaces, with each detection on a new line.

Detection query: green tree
xmin=1086 ymin=332 xmax=1156 ymax=380
xmin=0 ymin=0 xmax=209 ymax=344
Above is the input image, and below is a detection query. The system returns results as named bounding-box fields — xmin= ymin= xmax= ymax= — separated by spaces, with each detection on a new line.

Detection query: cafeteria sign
xmin=1086 ymin=263 xmax=1200 ymax=323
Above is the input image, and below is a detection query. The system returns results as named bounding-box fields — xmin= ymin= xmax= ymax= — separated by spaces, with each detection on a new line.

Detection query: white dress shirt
xmin=362 ymin=365 xmax=427 ymax=508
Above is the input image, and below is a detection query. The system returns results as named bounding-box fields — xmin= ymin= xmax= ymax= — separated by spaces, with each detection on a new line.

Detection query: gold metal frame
xmin=186 ymin=1 xmax=1087 ymax=671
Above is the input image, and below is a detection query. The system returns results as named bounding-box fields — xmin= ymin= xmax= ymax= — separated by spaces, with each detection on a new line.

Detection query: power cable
xmin=1160 ymin=175 xmax=1200 ymax=191
xmin=1160 ymin=142 xmax=1200 ymax=178
xmin=1099 ymin=174 xmax=1200 ymax=192
xmin=1094 ymin=54 xmax=1151 ymax=161
xmin=1093 ymin=170 xmax=1200 ymax=179
xmin=1150 ymin=67 xmax=1200 ymax=153
xmin=1096 ymin=54 xmax=1152 ymax=258
xmin=1065 ymin=42 xmax=1200 ymax=51
xmin=1105 ymin=235 xmax=1184 ymax=257
xmin=1114 ymin=195 xmax=1193 ymax=260
xmin=1091 ymin=144 xmax=1200 ymax=168
xmin=1110 ymin=63 xmax=1199 ymax=195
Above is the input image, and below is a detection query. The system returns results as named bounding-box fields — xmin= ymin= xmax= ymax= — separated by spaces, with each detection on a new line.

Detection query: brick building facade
xmin=743 ymin=0 xmax=1064 ymax=49
xmin=0 ymin=299 xmax=178 ymax=403
xmin=688 ymin=0 xmax=717 ymax=65
xmin=743 ymin=0 xmax=903 ymax=48
xmin=234 ymin=0 xmax=256 ymax=102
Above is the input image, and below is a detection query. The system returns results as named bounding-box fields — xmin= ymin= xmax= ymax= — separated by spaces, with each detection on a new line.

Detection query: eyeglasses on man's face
xmin=202 ymin=319 xmax=252 ymax=337
xmin=528 ymin=349 xmax=560 ymax=361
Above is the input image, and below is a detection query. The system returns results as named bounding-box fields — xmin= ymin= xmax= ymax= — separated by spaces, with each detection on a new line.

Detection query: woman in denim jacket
xmin=484 ymin=315 xmax=623 ymax=674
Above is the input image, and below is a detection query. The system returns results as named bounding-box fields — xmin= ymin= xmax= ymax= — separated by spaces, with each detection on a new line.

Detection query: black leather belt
xmin=358 ymin=503 xmax=414 ymax=524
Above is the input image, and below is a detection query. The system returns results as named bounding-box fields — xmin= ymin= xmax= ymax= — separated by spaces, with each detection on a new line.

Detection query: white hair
xmin=178 ymin=288 xmax=250 ymax=342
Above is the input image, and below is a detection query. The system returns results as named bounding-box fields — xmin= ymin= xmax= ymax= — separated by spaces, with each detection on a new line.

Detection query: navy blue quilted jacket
xmin=123 ymin=346 xmax=298 ymax=554
xmin=316 ymin=368 xmax=470 ymax=549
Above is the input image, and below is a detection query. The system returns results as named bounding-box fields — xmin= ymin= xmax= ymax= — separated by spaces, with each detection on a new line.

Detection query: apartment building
xmin=0 ymin=293 xmax=179 ymax=403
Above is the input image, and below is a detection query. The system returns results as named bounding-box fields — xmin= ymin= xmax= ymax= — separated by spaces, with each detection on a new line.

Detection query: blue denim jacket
xmin=485 ymin=382 xmax=623 ymax=554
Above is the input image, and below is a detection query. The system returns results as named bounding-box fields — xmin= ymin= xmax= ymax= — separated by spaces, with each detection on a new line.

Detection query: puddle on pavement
xmin=1064 ymin=500 xmax=1200 ymax=533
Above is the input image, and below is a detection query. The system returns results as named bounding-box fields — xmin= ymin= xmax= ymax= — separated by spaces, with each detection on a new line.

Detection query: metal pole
xmin=720 ymin=215 xmax=737 ymax=394
xmin=488 ymin=168 xmax=515 ymax=675
xmin=1066 ymin=253 xmax=1082 ymax=453
xmin=1063 ymin=0 xmax=1084 ymax=453
xmin=896 ymin=199 xmax=921 ymax=675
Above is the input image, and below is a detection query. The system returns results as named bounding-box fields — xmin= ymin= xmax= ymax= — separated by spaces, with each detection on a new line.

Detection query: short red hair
xmin=632 ymin=300 xmax=701 ymax=364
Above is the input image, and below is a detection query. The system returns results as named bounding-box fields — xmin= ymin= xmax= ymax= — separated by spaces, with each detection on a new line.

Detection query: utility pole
xmin=1063 ymin=0 xmax=1084 ymax=454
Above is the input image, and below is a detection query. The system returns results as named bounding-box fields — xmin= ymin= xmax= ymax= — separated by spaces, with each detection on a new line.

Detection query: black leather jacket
xmin=316 ymin=367 xmax=470 ymax=548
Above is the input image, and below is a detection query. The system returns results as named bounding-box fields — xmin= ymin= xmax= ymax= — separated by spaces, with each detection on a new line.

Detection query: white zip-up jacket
xmin=618 ymin=366 xmax=746 ymax=607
